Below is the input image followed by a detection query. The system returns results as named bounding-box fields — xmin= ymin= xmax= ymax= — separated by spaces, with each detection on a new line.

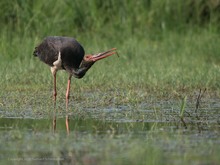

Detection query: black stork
xmin=33 ymin=36 xmax=117 ymax=133
xmin=34 ymin=36 xmax=117 ymax=104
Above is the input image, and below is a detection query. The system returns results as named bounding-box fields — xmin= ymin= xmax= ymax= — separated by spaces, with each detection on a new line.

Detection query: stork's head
xmin=72 ymin=48 xmax=117 ymax=79
xmin=80 ymin=48 xmax=117 ymax=69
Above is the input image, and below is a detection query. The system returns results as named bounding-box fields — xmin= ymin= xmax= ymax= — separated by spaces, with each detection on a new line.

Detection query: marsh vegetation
xmin=0 ymin=0 xmax=220 ymax=164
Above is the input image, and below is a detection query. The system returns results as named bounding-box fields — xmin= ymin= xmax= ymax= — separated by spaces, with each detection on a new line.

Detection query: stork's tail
xmin=33 ymin=47 xmax=38 ymax=57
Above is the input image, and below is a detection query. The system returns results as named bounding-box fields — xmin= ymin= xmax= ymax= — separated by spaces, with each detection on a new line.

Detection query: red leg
xmin=65 ymin=74 xmax=72 ymax=109
xmin=51 ymin=68 xmax=57 ymax=134
xmin=53 ymin=72 xmax=57 ymax=104
xmin=65 ymin=74 xmax=71 ymax=135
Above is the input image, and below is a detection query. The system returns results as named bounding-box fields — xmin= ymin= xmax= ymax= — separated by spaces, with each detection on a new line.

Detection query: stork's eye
xmin=85 ymin=55 xmax=92 ymax=60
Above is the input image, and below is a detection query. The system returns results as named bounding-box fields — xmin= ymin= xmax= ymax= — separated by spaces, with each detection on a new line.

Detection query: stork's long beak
xmin=90 ymin=48 xmax=117 ymax=62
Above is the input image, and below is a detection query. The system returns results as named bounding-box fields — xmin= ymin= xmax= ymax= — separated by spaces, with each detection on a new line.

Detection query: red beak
xmin=90 ymin=48 xmax=117 ymax=62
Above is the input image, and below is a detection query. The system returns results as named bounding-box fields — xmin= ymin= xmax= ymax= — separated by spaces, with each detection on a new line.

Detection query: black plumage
xmin=33 ymin=36 xmax=117 ymax=106
xmin=34 ymin=36 xmax=87 ymax=77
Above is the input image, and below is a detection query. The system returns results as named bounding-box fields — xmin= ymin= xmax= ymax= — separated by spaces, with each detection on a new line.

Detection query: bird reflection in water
xmin=33 ymin=36 xmax=117 ymax=135
xmin=52 ymin=102 xmax=70 ymax=135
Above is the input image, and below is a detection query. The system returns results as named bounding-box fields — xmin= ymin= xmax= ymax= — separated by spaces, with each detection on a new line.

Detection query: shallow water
xmin=0 ymin=98 xmax=220 ymax=165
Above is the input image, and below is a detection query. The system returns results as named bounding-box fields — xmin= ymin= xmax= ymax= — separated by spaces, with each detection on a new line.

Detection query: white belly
xmin=51 ymin=51 xmax=62 ymax=75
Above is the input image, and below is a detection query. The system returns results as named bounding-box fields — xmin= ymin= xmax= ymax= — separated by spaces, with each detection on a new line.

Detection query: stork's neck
xmin=71 ymin=67 xmax=88 ymax=79
xmin=71 ymin=60 xmax=94 ymax=79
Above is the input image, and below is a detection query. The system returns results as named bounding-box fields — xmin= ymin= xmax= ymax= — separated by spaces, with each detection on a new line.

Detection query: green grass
xmin=1 ymin=30 xmax=220 ymax=100
xmin=0 ymin=0 xmax=220 ymax=165
xmin=1 ymin=0 xmax=220 ymax=97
